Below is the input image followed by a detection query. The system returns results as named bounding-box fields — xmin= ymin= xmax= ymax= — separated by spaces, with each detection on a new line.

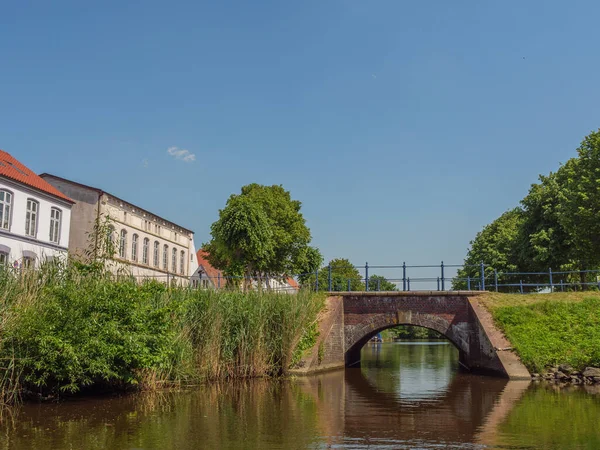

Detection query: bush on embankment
xmin=0 ymin=264 xmax=323 ymax=404
xmin=484 ymin=292 xmax=600 ymax=373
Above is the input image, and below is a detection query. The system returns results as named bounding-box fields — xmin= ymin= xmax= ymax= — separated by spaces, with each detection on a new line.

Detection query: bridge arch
xmin=344 ymin=311 xmax=470 ymax=367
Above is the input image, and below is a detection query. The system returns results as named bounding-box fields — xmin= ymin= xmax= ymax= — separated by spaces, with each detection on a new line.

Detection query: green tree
xmin=303 ymin=258 xmax=364 ymax=291
xmin=552 ymin=130 xmax=600 ymax=284
xmin=368 ymin=275 xmax=397 ymax=291
xmin=518 ymin=170 xmax=573 ymax=277
xmin=453 ymin=208 xmax=523 ymax=290
xmin=204 ymin=184 xmax=321 ymax=284
xmin=204 ymin=195 xmax=274 ymax=284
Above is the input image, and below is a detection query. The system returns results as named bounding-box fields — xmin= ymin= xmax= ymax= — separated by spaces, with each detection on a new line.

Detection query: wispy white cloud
xmin=167 ymin=146 xmax=196 ymax=162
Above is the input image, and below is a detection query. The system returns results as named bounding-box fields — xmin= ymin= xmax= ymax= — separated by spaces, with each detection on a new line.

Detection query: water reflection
xmin=2 ymin=342 xmax=599 ymax=449
xmin=360 ymin=340 xmax=459 ymax=400
xmin=342 ymin=341 xmax=510 ymax=447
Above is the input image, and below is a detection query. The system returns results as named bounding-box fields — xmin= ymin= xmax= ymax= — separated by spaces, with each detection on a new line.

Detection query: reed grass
xmin=0 ymin=263 xmax=324 ymax=405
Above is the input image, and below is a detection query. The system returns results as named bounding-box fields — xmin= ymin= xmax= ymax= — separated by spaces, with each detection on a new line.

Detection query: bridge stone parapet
xmin=290 ymin=291 xmax=530 ymax=379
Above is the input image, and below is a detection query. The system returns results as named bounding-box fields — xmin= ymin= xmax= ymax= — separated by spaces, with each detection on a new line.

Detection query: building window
xmin=131 ymin=234 xmax=139 ymax=262
xmin=142 ymin=238 xmax=149 ymax=265
xmin=119 ymin=230 xmax=127 ymax=258
xmin=25 ymin=199 xmax=39 ymax=237
xmin=0 ymin=252 xmax=7 ymax=266
xmin=172 ymin=248 xmax=177 ymax=274
xmin=0 ymin=190 xmax=12 ymax=230
xmin=163 ymin=245 xmax=168 ymax=270
xmin=180 ymin=251 xmax=185 ymax=275
xmin=49 ymin=208 xmax=62 ymax=244
xmin=22 ymin=256 xmax=34 ymax=270
xmin=153 ymin=241 xmax=160 ymax=267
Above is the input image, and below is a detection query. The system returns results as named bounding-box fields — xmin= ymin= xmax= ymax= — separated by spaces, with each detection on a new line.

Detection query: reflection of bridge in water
xmin=294 ymin=361 xmax=530 ymax=447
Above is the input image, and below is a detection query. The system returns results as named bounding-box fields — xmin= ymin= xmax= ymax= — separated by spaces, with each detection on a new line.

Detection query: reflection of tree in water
xmin=495 ymin=384 xmax=600 ymax=449
xmin=2 ymin=381 xmax=328 ymax=450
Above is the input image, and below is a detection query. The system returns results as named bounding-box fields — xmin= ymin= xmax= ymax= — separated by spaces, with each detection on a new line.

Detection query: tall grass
xmin=0 ymin=263 xmax=324 ymax=405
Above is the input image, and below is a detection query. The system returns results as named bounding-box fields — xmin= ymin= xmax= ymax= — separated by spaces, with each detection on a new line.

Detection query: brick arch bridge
xmin=292 ymin=292 xmax=530 ymax=379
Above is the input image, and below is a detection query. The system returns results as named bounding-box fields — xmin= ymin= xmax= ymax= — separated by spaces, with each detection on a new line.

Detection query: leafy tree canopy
xmin=453 ymin=208 xmax=523 ymax=289
xmin=302 ymin=258 xmax=364 ymax=291
xmin=204 ymin=184 xmax=322 ymax=280
xmin=368 ymin=275 xmax=397 ymax=291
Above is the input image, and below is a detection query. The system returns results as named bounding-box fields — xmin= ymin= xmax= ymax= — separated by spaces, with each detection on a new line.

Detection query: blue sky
xmin=2 ymin=1 xmax=599 ymax=277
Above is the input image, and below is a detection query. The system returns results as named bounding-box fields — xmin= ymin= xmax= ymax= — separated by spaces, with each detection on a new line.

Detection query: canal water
xmin=3 ymin=340 xmax=600 ymax=449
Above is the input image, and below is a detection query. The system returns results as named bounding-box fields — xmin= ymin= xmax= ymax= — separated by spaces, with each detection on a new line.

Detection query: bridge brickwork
xmin=291 ymin=292 xmax=530 ymax=379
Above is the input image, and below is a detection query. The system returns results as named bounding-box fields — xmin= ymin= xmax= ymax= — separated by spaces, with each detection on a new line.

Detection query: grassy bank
xmin=0 ymin=264 xmax=323 ymax=404
xmin=482 ymin=292 xmax=600 ymax=373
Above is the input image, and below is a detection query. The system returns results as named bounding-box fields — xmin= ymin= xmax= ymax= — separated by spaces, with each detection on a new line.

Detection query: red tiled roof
xmin=196 ymin=249 xmax=225 ymax=287
xmin=286 ymin=277 xmax=300 ymax=290
xmin=0 ymin=150 xmax=74 ymax=203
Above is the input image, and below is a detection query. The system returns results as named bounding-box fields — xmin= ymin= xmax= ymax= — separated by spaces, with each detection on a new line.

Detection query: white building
xmin=40 ymin=174 xmax=198 ymax=285
xmin=0 ymin=150 xmax=74 ymax=269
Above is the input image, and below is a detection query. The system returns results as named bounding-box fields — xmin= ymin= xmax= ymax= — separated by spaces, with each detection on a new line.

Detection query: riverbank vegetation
xmin=455 ymin=129 xmax=600 ymax=289
xmin=0 ymin=263 xmax=324 ymax=405
xmin=483 ymin=292 xmax=600 ymax=373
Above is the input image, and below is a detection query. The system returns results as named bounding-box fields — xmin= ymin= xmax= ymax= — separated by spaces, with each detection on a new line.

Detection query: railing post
xmin=467 ymin=276 xmax=471 ymax=290
xmin=347 ymin=279 xmax=351 ymax=292
xmin=377 ymin=278 xmax=381 ymax=291
xmin=480 ymin=261 xmax=485 ymax=291
xmin=520 ymin=279 xmax=524 ymax=294
xmin=560 ymin=279 xmax=564 ymax=292
xmin=217 ymin=273 xmax=221 ymax=289
xmin=437 ymin=277 xmax=440 ymax=291
xmin=402 ymin=262 xmax=407 ymax=291
xmin=549 ymin=268 xmax=553 ymax=293
xmin=315 ymin=269 xmax=319 ymax=292
xmin=328 ymin=264 xmax=332 ymax=292
xmin=440 ymin=261 xmax=445 ymax=291
xmin=365 ymin=262 xmax=369 ymax=292
xmin=494 ymin=269 xmax=498 ymax=292
xmin=407 ymin=277 xmax=411 ymax=291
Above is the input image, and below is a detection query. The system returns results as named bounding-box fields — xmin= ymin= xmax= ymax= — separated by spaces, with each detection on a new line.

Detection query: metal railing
xmin=133 ymin=261 xmax=600 ymax=293
xmin=6 ymin=258 xmax=599 ymax=294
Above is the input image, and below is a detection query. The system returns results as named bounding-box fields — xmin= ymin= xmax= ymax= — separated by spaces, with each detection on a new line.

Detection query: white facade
xmin=102 ymin=197 xmax=198 ymax=285
xmin=0 ymin=177 xmax=72 ymax=269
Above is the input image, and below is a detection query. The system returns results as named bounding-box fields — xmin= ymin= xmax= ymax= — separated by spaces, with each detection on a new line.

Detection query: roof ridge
xmin=0 ymin=150 xmax=74 ymax=203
